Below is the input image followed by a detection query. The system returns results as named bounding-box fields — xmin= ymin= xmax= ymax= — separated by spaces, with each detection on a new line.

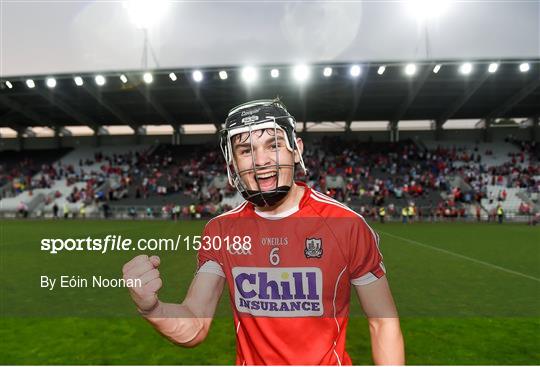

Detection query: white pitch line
xmin=380 ymin=231 xmax=540 ymax=283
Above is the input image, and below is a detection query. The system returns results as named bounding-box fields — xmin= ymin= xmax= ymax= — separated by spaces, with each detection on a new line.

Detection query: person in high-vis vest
xmin=407 ymin=205 xmax=415 ymax=224
xmin=79 ymin=204 xmax=86 ymax=219
xmin=401 ymin=207 xmax=408 ymax=224
xmin=63 ymin=203 xmax=70 ymax=219
xmin=379 ymin=206 xmax=386 ymax=224
xmin=497 ymin=205 xmax=504 ymax=224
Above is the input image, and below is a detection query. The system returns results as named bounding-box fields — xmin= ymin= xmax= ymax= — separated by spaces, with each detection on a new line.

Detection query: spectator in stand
xmin=519 ymin=202 xmax=530 ymax=215
xmin=17 ymin=201 xmax=28 ymax=218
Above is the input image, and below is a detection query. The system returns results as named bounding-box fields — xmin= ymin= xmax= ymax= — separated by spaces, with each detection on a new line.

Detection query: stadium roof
xmin=1 ymin=59 xmax=539 ymax=133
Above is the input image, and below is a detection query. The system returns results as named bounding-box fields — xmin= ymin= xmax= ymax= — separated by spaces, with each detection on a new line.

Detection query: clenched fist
xmin=122 ymin=254 xmax=162 ymax=313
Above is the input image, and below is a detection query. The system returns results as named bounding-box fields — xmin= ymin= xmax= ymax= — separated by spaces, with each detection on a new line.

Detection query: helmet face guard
xmin=220 ymin=99 xmax=307 ymax=207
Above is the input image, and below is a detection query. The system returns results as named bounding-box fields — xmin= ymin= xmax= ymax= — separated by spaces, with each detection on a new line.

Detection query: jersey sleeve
xmin=348 ymin=217 xmax=386 ymax=285
xmin=197 ymin=219 xmax=225 ymax=277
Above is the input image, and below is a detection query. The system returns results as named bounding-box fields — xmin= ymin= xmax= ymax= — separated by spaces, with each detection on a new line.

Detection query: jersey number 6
xmin=269 ymin=247 xmax=280 ymax=266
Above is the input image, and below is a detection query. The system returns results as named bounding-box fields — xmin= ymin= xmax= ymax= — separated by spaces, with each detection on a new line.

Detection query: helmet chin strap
xmin=238 ymin=163 xmax=295 ymax=207
xmin=242 ymin=186 xmax=291 ymax=207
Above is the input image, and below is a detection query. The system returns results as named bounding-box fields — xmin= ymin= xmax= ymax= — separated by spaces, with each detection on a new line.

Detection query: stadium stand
xmin=1 ymin=136 xmax=537 ymax=222
xmin=0 ymin=148 xmax=72 ymax=196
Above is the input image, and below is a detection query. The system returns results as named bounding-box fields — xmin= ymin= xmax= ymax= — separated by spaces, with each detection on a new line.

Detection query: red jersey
xmin=198 ymin=182 xmax=386 ymax=365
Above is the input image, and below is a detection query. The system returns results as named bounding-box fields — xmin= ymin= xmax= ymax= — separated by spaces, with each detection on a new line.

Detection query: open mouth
xmin=254 ymin=171 xmax=278 ymax=190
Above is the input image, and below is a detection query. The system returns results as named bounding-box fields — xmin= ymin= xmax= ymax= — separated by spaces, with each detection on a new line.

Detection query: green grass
xmin=1 ymin=220 xmax=539 ymax=364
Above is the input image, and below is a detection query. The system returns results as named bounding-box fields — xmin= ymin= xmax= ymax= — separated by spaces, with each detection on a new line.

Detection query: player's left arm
xmin=355 ymin=276 xmax=405 ymax=365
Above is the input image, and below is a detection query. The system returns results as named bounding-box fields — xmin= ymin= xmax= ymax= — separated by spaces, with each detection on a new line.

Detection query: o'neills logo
xmin=232 ymin=267 xmax=323 ymax=317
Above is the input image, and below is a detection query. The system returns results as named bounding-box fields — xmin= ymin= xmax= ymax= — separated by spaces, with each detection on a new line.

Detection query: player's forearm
xmin=140 ymin=301 xmax=208 ymax=347
xmin=368 ymin=317 xmax=405 ymax=365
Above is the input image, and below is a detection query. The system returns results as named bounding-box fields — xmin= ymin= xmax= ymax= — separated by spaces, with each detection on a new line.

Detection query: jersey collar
xmin=251 ymin=181 xmax=311 ymax=220
xmin=296 ymin=181 xmax=312 ymax=209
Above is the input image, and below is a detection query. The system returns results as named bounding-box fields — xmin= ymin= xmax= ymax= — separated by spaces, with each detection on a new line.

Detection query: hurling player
xmin=123 ymin=99 xmax=404 ymax=365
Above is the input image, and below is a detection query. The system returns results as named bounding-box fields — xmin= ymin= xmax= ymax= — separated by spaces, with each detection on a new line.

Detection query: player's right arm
xmin=122 ymin=254 xmax=225 ymax=347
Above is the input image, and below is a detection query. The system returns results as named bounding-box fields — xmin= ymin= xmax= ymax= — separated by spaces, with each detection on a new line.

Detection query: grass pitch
xmin=1 ymin=219 xmax=539 ymax=364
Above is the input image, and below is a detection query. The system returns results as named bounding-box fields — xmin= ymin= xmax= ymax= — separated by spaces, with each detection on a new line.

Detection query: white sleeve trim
xmin=351 ymin=271 xmax=379 ymax=286
xmin=198 ymin=260 xmax=225 ymax=278
xmin=351 ymin=262 xmax=387 ymax=286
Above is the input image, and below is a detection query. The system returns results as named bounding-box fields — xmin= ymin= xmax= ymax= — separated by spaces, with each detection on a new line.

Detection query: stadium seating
xmin=1 ymin=137 xmax=537 ymax=220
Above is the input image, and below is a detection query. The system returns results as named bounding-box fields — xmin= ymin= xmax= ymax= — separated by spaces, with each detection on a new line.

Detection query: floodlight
xmin=46 ymin=78 xmax=56 ymax=88
xmin=488 ymin=63 xmax=499 ymax=73
xmin=323 ymin=67 xmax=333 ymax=77
xmin=143 ymin=72 xmax=153 ymax=84
xmin=241 ymin=66 xmax=258 ymax=83
xmin=459 ymin=62 xmax=473 ymax=75
xmin=95 ymin=75 xmax=106 ymax=86
xmin=350 ymin=65 xmax=361 ymax=77
xmin=405 ymin=63 xmax=417 ymax=76
xmin=193 ymin=70 xmax=203 ymax=82
xmin=408 ymin=0 xmax=450 ymax=21
xmin=519 ymin=63 xmax=530 ymax=72
xmin=124 ymin=0 xmax=169 ymax=29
